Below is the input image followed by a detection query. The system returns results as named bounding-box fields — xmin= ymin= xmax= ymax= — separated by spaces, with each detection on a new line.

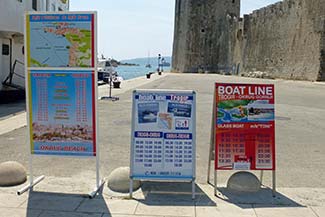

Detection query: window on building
xmin=51 ymin=4 xmax=56 ymax=11
xmin=2 ymin=44 xmax=10 ymax=56
xmin=58 ymin=7 xmax=63 ymax=11
xmin=32 ymin=0 xmax=37 ymax=10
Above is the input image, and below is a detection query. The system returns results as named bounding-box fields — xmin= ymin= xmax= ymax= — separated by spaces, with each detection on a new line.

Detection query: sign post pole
xmin=192 ymin=179 xmax=195 ymax=200
xmin=260 ymin=170 xmax=264 ymax=184
xmin=129 ymin=178 xmax=133 ymax=198
xmin=207 ymin=91 xmax=216 ymax=185
xmin=272 ymin=170 xmax=276 ymax=196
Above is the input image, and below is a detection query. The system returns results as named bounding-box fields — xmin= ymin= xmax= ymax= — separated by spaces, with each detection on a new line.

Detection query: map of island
xmin=217 ymin=100 xmax=274 ymax=123
xmin=28 ymin=14 xmax=94 ymax=68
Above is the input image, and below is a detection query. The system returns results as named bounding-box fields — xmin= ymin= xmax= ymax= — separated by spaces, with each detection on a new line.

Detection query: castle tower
xmin=172 ymin=0 xmax=240 ymax=73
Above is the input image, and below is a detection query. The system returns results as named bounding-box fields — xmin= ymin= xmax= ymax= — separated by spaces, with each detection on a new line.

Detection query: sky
xmin=70 ymin=0 xmax=281 ymax=60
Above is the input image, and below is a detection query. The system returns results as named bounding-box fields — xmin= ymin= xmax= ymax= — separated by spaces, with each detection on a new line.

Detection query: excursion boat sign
xmin=25 ymin=12 xmax=97 ymax=156
xmin=215 ymin=83 xmax=275 ymax=170
xmin=28 ymin=70 xmax=96 ymax=156
xmin=130 ymin=90 xmax=196 ymax=180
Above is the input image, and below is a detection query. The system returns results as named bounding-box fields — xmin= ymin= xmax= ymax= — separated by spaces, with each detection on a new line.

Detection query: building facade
xmin=0 ymin=0 xmax=69 ymax=91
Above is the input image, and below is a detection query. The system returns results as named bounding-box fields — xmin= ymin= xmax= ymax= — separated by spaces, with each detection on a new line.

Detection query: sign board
xmin=130 ymin=90 xmax=196 ymax=180
xmin=26 ymin=13 xmax=95 ymax=68
xmin=28 ymin=70 xmax=96 ymax=156
xmin=25 ymin=12 xmax=97 ymax=157
xmin=20 ymin=11 xmax=102 ymax=196
xmin=214 ymin=83 xmax=275 ymax=170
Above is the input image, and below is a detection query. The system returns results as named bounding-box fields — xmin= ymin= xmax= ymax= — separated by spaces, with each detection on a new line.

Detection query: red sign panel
xmin=215 ymin=83 xmax=275 ymax=170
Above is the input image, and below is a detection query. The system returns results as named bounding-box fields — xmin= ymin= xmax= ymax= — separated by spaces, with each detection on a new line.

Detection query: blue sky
xmin=70 ymin=0 xmax=281 ymax=60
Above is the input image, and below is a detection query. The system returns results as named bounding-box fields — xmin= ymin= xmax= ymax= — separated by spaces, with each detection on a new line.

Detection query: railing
xmin=2 ymin=59 xmax=25 ymax=90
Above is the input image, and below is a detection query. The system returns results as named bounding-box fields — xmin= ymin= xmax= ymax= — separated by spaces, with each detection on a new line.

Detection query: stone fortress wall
xmin=172 ymin=0 xmax=325 ymax=81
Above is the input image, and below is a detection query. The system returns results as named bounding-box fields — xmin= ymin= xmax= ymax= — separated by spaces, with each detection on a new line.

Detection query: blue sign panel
xmin=28 ymin=70 xmax=96 ymax=156
xmin=131 ymin=90 xmax=196 ymax=180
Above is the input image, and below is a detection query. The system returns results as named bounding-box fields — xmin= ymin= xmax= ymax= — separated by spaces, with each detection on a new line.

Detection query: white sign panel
xmin=130 ymin=90 xmax=196 ymax=180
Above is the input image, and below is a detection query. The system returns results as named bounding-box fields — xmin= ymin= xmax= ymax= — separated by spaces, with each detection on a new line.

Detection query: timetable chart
xmin=131 ymin=90 xmax=196 ymax=180
xmin=133 ymin=131 xmax=164 ymax=170
xmin=255 ymin=131 xmax=273 ymax=169
xmin=164 ymin=133 xmax=193 ymax=170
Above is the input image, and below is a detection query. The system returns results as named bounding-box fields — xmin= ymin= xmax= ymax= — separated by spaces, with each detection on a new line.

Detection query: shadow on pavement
xmin=26 ymin=191 xmax=109 ymax=217
xmin=136 ymin=181 xmax=216 ymax=206
xmin=217 ymin=187 xmax=304 ymax=208
xmin=0 ymin=89 xmax=25 ymax=120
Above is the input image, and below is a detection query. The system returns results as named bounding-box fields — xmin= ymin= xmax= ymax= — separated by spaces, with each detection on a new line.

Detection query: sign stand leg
xmin=207 ymin=103 xmax=215 ymax=184
xmin=96 ymin=154 xmax=100 ymax=188
xmin=191 ymin=179 xmax=196 ymax=200
xmin=88 ymin=180 xmax=105 ymax=199
xmin=129 ymin=179 xmax=133 ymax=198
xmin=260 ymin=170 xmax=264 ymax=185
xmin=88 ymin=152 xmax=105 ymax=199
xmin=272 ymin=170 xmax=276 ymax=197
xmin=207 ymin=143 xmax=212 ymax=184
xmin=29 ymin=153 xmax=33 ymax=190
xmin=214 ymin=170 xmax=218 ymax=196
xmin=17 ymin=155 xmax=45 ymax=195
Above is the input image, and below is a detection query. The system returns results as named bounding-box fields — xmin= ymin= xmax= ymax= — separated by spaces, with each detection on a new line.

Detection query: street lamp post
xmin=161 ymin=57 xmax=165 ymax=72
xmin=158 ymin=54 xmax=162 ymax=75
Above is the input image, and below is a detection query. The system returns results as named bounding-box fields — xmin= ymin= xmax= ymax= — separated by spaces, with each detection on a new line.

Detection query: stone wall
xmin=235 ymin=0 xmax=325 ymax=81
xmin=172 ymin=0 xmax=240 ymax=73
xmin=172 ymin=0 xmax=325 ymax=81
xmin=320 ymin=21 xmax=325 ymax=80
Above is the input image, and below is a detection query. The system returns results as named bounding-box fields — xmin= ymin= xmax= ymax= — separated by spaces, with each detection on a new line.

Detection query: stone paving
xmin=0 ymin=72 xmax=324 ymax=216
xmin=0 ymin=176 xmax=324 ymax=217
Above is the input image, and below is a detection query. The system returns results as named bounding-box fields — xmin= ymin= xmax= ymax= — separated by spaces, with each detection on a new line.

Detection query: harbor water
xmin=117 ymin=57 xmax=171 ymax=80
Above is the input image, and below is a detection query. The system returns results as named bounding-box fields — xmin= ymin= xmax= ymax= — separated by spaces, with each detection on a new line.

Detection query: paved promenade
xmin=0 ymin=72 xmax=324 ymax=216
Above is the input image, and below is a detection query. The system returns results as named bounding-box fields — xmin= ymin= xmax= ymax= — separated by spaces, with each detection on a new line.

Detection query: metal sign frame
xmin=129 ymin=89 xmax=196 ymax=199
xmin=18 ymin=11 xmax=104 ymax=198
xmin=207 ymin=83 xmax=276 ymax=196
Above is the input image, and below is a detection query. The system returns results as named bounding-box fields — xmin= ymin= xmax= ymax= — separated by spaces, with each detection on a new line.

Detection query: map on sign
xmin=28 ymin=14 xmax=94 ymax=68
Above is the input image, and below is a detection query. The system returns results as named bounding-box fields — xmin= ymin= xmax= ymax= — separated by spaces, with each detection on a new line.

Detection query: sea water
xmin=117 ymin=57 xmax=171 ymax=80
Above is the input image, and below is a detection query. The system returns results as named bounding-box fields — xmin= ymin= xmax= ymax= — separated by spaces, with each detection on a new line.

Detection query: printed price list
xmin=75 ymin=79 xmax=87 ymax=122
xmin=36 ymin=79 xmax=48 ymax=121
xmin=217 ymin=132 xmax=245 ymax=168
xmin=255 ymin=133 xmax=272 ymax=169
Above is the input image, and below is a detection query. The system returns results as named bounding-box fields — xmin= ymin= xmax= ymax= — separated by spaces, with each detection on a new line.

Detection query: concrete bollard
xmin=107 ymin=167 xmax=141 ymax=193
xmin=0 ymin=161 xmax=27 ymax=187
xmin=227 ymin=171 xmax=261 ymax=193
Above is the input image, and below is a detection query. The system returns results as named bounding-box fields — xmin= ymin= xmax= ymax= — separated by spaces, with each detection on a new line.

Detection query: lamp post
xmin=157 ymin=54 xmax=162 ymax=75
xmin=161 ymin=57 xmax=165 ymax=72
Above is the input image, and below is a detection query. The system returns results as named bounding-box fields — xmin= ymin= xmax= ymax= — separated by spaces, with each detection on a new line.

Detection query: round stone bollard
xmin=107 ymin=167 xmax=141 ymax=193
xmin=227 ymin=171 xmax=261 ymax=193
xmin=0 ymin=161 xmax=27 ymax=187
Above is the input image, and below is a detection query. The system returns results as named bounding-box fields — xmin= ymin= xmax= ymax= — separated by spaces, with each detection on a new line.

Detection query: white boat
xmin=97 ymin=58 xmax=123 ymax=87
